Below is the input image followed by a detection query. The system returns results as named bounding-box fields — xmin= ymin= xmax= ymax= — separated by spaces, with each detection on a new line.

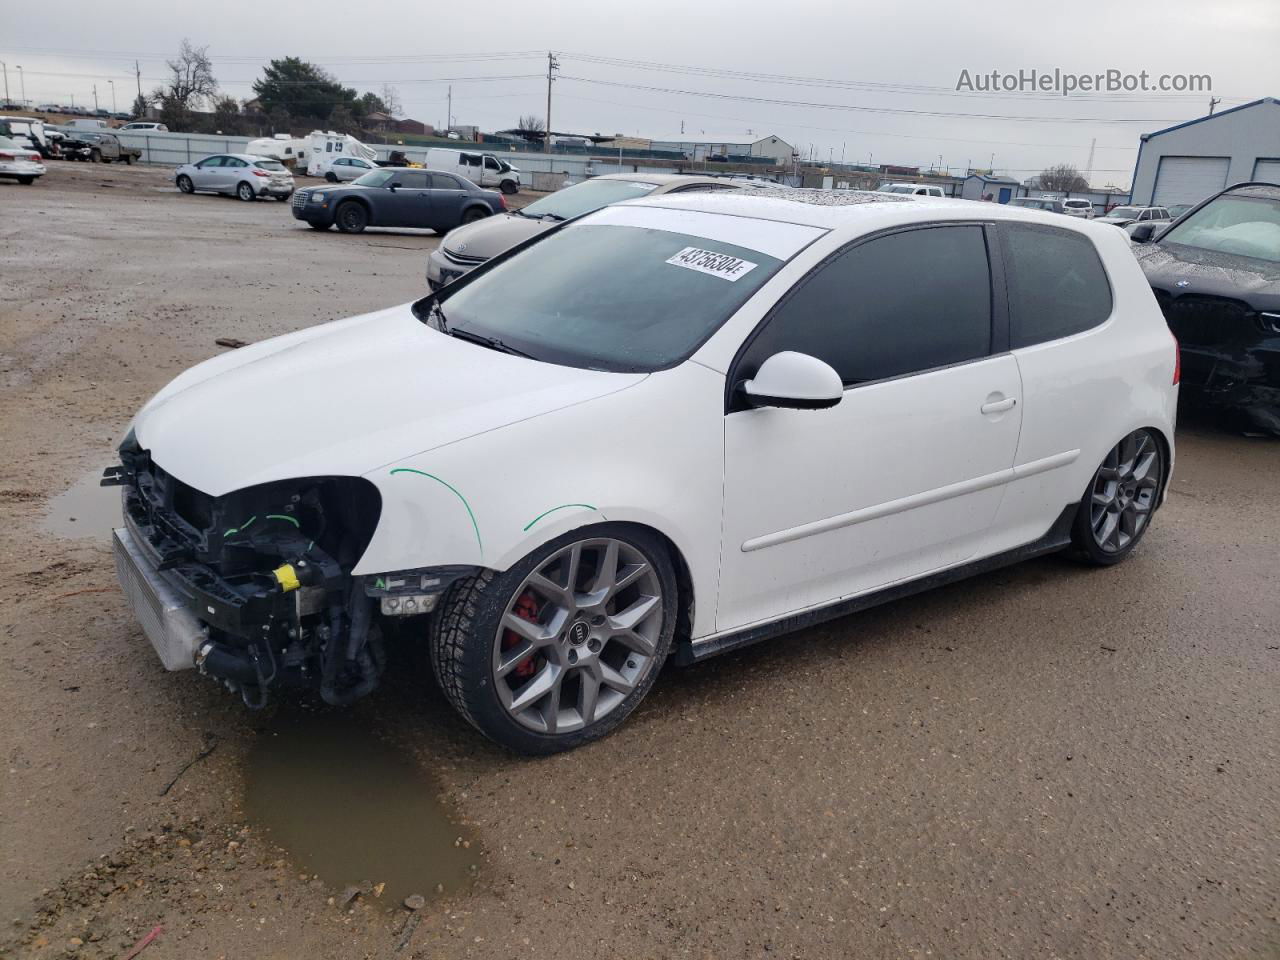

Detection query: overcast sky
xmin=4 ymin=0 xmax=1276 ymax=186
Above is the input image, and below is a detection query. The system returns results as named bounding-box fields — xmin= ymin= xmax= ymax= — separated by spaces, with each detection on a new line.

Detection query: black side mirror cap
xmin=1129 ymin=222 xmax=1158 ymax=244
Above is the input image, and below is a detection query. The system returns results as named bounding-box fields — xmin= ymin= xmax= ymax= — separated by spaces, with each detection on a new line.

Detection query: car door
xmin=717 ymin=223 xmax=1022 ymax=633
xmin=426 ymin=173 xmax=468 ymax=228
xmin=222 ymin=156 xmax=250 ymax=192
xmin=191 ymin=156 xmax=224 ymax=191
xmin=481 ymin=155 xmax=502 ymax=187
xmin=385 ymin=170 xmax=434 ymax=227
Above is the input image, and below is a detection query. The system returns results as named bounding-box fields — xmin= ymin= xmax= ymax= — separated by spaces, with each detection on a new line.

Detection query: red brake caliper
xmin=502 ymin=590 xmax=540 ymax=679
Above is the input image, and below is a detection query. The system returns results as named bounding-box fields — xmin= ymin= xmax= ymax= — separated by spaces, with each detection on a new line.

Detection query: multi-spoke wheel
xmin=429 ymin=525 xmax=677 ymax=754
xmin=1072 ymin=428 xmax=1164 ymax=564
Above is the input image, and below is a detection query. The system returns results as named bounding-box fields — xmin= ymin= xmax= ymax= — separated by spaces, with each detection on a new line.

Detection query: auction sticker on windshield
xmin=666 ymin=247 xmax=759 ymax=281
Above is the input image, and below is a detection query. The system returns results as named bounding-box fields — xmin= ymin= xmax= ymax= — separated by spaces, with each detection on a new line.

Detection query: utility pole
xmin=1085 ymin=137 xmax=1096 ymax=186
xmin=17 ymin=65 xmax=24 ymax=107
xmin=1208 ymin=96 xmax=1221 ymax=115
xmin=93 ymin=83 xmax=99 ymax=112
xmin=109 ymin=80 xmax=116 ymax=113
xmin=135 ymin=60 xmax=142 ymax=101
xmin=0 ymin=62 xmax=7 ymax=105
xmin=446 ymin=85 xmax=452 ymax=132
xmin=545 ymin=51 xmax=558 ymax=152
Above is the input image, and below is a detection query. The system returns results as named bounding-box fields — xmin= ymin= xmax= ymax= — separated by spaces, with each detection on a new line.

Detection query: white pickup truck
xmin=425 ymin=147 xmax=521 ymax=194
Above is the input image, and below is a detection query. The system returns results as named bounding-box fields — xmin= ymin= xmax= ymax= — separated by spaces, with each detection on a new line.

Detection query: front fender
xmin=355 ymin=363 xmax=727 ymax=638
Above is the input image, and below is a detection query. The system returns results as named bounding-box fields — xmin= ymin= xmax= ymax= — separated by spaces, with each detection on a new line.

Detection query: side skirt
xmin=674 ymin=503 xmax=1078 ymax=666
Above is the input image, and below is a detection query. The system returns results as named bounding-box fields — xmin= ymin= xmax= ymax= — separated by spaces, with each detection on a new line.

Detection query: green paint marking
xmin=265 ymin=514 xmax=301 ymax=529
xmin=223 ymin=515 xmax=257 ymax=537
xmin=523 ymin=503 xmax=598 ymax=532
xmin=388 ymin=468 xmax=483 ymax=553
xmin=375 ymin=577 xmax=386 ymax=590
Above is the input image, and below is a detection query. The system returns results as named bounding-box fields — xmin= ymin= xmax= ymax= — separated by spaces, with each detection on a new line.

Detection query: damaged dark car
xmin=1131 ymin=181 xmax=1280 ymax=434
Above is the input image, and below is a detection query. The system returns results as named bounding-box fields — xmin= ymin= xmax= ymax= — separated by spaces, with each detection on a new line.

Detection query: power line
xmin=558 ymin=75 xmax=1191 ymax=124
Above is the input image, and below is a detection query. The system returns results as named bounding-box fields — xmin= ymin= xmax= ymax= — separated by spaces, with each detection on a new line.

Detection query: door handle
xmin=980 ymin=396 xmax=1017 ymax=415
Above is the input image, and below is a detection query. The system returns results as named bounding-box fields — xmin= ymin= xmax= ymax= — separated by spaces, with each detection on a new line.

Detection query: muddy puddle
xmin=42 ymin=469 xmax=120 ymax=540
xmin=244 ymin=710 xmax=479 ymax=908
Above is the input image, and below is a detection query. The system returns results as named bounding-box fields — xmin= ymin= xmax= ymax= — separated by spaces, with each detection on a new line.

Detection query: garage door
xmin=1152 ymin=156 xmax=1230 ymax=206
xmin=1254 ymin=159 xmax=1280 ymax=183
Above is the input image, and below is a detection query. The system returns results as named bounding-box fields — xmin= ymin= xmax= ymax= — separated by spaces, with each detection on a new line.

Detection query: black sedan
xmin=1132 ymin=180 xmax=1280 ymax=434
xmin=291 ymin=169 xmax=505 ymax=234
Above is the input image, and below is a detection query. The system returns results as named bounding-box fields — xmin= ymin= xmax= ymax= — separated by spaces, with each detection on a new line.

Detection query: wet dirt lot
xmin=1 ymin=162 xmax=1277 ymax=959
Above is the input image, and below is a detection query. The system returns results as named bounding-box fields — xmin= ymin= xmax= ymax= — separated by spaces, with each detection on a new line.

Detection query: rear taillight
xmin=252 ymin=169 xmax=269 ymax=177
xmin=498 ymin=194 xmax=507 ymax=210
xmin=1172 ymin=335 xmax=1181 ymax=385
xmin=0 ymin=153 xmax=13 ymax=162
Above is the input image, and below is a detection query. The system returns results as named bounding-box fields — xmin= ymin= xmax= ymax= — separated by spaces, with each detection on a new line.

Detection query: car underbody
xmin=106 ymin=436 xmax=474 ymax=708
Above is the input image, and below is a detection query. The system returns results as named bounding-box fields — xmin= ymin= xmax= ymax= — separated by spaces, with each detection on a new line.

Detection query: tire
xmin=499 ymin=180 xmax=518 ymax=195
xmin=89 ymin=148 xmax=101 ymax=163
xmin=101 ymin=157 xmax=112 ymax=164
xmin=17 ymin=176 xmax=35 ymax=185
xmin=462 ymin=206 xmax=490 ymax=224
xmin=334 ymin=200 xmax=369 ymax=233
xmin=124 ymin=155 xmax=133 ymax=165
xmin=429 ymin=524 xmax=678 ymax=754
xmin=325 ymin=172 xmax=339 ymax=183
xmin=1071 ymin=428 xmax=1165 ymax=565
xmin=176 ymin=175 xmax=194 ymax=194
xmin=308 ymin=221 xmax=332 ymax=231
xmin=276 ymin=192 xmax=292 ymax=202
xmin=236 ymin=181 xmax=256 ymax=202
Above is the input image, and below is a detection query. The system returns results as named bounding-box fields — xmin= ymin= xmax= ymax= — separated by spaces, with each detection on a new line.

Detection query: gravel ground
xmin=0 ymin=162 xmax=1277 ymax=960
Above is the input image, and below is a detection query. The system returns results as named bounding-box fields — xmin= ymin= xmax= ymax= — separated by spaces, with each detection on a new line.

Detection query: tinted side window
xmin=397 ymin=171 xmax=429 ymax=189
xmin=743 ymin=225 xmax=993 ymax=386
xmin=1000 ymin=223 xmax=1111 ymax=348
xmin=429 ymin=173 xmax=462 ymax=189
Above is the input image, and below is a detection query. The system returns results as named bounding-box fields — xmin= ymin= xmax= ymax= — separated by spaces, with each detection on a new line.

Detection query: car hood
xmin=1133 ymin=240 xmax=1280 ymax=302
xmin=440 ymin=212 xmax=552 ymax=261
xmin=133 ymin=304 xmax=644 ymax=496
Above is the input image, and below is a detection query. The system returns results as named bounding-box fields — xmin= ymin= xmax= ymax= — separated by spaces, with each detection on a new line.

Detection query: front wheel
xmin=124 ymin=155 xmax=133 ymax=165
xmin=1071 ymin=428 xmax=1164 ymax=565
xmin=176 ymin=175 xmax=194 ymax=194
xmin=325 ymin=171 xmax=338 ymax=183
xmin=236 ymin=181 xmax=256 ymax=202
xmin=499 ymin=180 xmax=518 ymax=195
xmin=334 ymin=200 xmax=368 ymax=233
xmin=89 ymin=149 xmax=102 ymax=163
xmin=429 ymin=525 xmax=677 ymax=754
xmin=308 ymin=221 xmax=331 ymax=231
xmin=17 ymin=176 xmax=35 ymax=185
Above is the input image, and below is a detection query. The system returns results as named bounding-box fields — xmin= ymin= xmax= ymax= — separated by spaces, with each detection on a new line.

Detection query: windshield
xmin=253 ymin=159 xmax=286 ymax=171
xmin=434 ymin=224 xmax=784 ymax=372
xmin=1105 ymin=207 xmax=1140 ymax=219
xmin=1159 ymin=194 xmax=1280 ymax=263
xmin=519 ymin=179 xmax=657 ymax=220
xmin=352 ymin=169 xmax=395 ymax=188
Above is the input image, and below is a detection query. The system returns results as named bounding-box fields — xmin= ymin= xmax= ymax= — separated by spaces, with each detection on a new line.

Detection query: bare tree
xmin=380 ymin=84 xmax=402 ymax=117
xmin=1039 ymin=163 xmax=1090 ymax=192
xmin=517 ymin=113 xmax=545 ymax=133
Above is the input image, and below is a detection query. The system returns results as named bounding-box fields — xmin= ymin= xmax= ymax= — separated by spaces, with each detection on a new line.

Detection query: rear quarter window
xmin=999 ymin=223 xmax=1112 ymax=348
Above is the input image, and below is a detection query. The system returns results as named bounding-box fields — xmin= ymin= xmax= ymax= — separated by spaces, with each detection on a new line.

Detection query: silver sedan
xmin=174 ymin=153 xmax=295 ymax=202
xmin=324 ymin=156 xmax=378 ymax=182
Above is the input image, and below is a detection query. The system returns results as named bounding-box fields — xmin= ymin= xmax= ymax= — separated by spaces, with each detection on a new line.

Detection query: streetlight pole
xmin=17 ymin=65 xmax=25 ymax=107
xmin=93 ymin=84 xmax=99 ymax=112
xmin=109 ymin=80 xmax=116 ymax=113
xmin=0 ymin=62 xmax=8 ymax=105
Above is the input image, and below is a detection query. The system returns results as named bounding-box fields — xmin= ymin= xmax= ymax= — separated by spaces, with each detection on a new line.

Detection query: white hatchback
xmin=1062 ymin=198 xmax=1095 ymax=218
xmin=111 ymin=190 xmax=1178 ymax=753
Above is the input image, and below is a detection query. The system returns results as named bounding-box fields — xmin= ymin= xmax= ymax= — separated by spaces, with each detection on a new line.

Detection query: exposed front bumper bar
xmin=112 ymin=525 xmax=206 ymax=671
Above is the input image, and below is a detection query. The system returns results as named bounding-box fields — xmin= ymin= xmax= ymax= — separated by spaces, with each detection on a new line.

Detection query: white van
xmin=66 ymin=118 xmax=110 ymax=131
xmin=425 ymin=147 xmax=521 ymax=194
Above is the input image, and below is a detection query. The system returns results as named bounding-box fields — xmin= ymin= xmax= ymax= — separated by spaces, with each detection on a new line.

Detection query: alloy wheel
xmin=493 ymin=538 xmax=664 ymax=735
xmin=1088 ymin=430 xmax=1161 ymax=553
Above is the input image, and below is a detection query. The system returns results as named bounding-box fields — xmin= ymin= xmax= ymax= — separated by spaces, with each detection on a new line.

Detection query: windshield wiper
xmin=538 ymin=213 xmax=566 ymax=222
xmin=428 ymin=299 xmax=449 ymax=333
xmin=449 ymin=327 xmax=536 ymax=359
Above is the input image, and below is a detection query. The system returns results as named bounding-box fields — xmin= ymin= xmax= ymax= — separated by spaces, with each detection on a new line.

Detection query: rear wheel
xmin=462 ymin=206 xmax=489 ymax=224
xmin=236 ymin=181 xmax=256 ymax=202
xmin=335 ymin=200 xmax=368 ymax=233
xmin=325 ymin=171 xmax=339 ymax=183
xmin=176 ymin=174 xmax=194 ymax=194
xmin=1072 ymin=428 xmax=1164 ymax=565
xmin=429 ymin=525 xmax=677 ymax=754
xmin=17 ymin=176 xmax=35 ymax=185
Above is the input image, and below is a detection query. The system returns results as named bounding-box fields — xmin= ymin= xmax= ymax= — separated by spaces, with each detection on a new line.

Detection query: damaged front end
xmin=1154 ymin=292 xmax=1280 ymax=434
xmin=104 ymin=435 xmax=468 ymax=708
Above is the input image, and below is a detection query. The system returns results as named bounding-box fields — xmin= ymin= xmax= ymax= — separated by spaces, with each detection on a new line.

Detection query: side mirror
xmin=1128 ymin=222 xmax=1158 ymax=244
xmin=389 ymin=181 xmax=402 ymax=191
xmin=742 ymin=352 xmax=843 ymax=410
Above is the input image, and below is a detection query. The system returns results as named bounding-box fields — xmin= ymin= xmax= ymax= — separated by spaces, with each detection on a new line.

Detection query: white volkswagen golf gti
xmin=108 ymin=190 xmax=1178 ymax=753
